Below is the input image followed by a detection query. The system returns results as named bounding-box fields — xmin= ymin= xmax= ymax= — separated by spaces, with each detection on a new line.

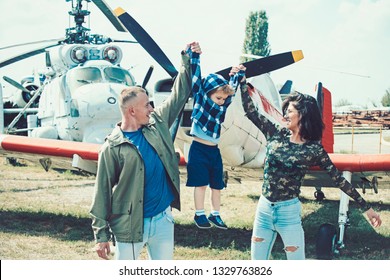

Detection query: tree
xmin=381 ymin=88 xmax=390 ymax=107
xmin=335 ymin=98 xmax=352 ymax=107
xmin=241 ymin=11 xmax=271 ymax=63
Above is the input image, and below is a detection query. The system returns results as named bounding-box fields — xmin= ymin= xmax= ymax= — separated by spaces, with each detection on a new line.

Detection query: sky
xmin=0 ymin=0 xmax=389 ymax=106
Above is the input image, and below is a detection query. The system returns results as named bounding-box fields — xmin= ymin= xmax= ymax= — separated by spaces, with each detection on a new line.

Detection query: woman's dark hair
xmin=282 ymin=91 xmax=324 ymax=141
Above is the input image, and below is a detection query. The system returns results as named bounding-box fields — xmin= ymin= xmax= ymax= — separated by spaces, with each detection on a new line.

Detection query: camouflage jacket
xmin=241 ymin=83 xmax=370 ymax=211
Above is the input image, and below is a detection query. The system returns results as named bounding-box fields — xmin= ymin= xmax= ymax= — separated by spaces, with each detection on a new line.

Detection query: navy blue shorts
xmin=186 ymin=140 xmax=224 ymax=190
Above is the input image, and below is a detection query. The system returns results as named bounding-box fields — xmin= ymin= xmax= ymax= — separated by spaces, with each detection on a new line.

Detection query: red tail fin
xmin=316 ymin=82 xmax=334 ymax=153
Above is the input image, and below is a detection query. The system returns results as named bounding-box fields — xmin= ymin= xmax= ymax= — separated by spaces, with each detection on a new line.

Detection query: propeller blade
xmin=114 ymin=7 xmax=178 ymax=78
xmin=0 ymin=38 xmax=64 ymax=51
xmin=91 ymin=0 xmax=126 ymax=32
xmin=142 ymin=66 xmax=154 ymax=89
xmin=45 ymin=51 xmax=52 ymax=67
xmin=0 ymin=43 xmax=60 ymax=68
xmin=3 ymin=76 xmax=31 ymax=92
xmin=216 ymin=50 xmax=304 ymax=80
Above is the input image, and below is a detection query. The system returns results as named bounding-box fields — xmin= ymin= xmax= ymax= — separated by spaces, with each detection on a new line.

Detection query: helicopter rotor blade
xmin=3 ymin=76 xmax=31 ymax=93
xmin=216 ymin=50 xmax=304 ymax=80
xmin=114 ymin=7 xmax=178 ymax=78
xmin=110 ymin=39 xmax=138 ymax=44
xmin=0 ymin=38 xmax=64 ymax=51
xmin=142 ymin=65 xmax=154 ymax=89
xmin=0 ymin=43 xmax=61 ymax=68
xmin=91 ymin=0 xmax=126 ymax=32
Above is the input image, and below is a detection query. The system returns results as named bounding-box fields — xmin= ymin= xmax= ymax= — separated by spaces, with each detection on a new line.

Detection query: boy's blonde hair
xmin=208 ymin=84 xmax=234 ymax=97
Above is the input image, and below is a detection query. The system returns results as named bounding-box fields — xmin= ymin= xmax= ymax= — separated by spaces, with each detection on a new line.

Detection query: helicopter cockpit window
xmin=68 ymin=67 xmax=103 ymax=92
xmin=104 ymin=67 xmax=135 ymax=86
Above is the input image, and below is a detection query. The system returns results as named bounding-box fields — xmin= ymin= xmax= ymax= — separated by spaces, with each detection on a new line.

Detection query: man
xmin=90 ymin=42 xmax=201 ymax=260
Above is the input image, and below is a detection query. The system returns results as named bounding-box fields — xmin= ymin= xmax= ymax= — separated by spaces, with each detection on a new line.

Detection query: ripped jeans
xmin=115 ymin=207 xmax=175 ymax=260
xmin=251 ymin=196 xmax=305 ymax=260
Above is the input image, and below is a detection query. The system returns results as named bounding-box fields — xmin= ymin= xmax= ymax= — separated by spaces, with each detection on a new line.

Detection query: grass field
xmin=0 ymin=160 xmax=389 ymax=260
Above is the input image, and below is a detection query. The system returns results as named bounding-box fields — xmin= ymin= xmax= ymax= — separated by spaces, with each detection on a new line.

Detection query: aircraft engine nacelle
xmin=8 ymin=79 xmax=40 ymax=108
xmin=50 ymin=44 xmax=123 ymax=72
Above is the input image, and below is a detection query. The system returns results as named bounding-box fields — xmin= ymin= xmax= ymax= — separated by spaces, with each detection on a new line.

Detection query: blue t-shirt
xmin=123 ymin=129 xmax=174 ymax=218
xmin=190 ymin=122 xmax=220 ymax=144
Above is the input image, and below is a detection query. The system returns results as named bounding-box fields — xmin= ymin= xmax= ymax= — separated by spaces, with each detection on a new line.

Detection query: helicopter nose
xmin=72 ymin=83 xmax=124 ymax=118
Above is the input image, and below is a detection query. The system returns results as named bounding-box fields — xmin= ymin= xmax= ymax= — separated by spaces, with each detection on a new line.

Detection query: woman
xmin=239 ymin=70 xmax=382 ymax=260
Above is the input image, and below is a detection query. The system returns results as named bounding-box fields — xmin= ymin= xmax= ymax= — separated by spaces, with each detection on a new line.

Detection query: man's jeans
xmin=115 ymin=207 xmax=174 ymax=260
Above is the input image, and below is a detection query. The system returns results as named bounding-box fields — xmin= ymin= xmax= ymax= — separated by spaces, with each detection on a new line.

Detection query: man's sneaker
xmin=194 ymin=214 xmax=211 ymax=229
xmin=208 ymin=214 xmax=228 ymax=229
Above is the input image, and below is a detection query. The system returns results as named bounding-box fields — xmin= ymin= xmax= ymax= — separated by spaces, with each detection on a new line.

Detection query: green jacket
xmin=89 ymin=54 xmax=192 ymax=243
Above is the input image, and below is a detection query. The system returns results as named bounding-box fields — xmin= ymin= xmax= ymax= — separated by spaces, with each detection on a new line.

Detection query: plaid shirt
xmin=187 ymin=48 xmax=244 ymax=139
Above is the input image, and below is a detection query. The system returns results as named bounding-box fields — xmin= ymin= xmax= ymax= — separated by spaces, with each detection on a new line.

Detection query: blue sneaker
xmin=208 ymin=214 xmax=228 ymax=229
xmin=194 ymin=214 xmax=211 ymax=229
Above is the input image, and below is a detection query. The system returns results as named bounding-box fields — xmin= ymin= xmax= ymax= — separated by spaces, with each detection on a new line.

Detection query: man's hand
xmin=95 ymin=242 xmax=111 ymax=260
xmin=184 ymin=41 xmax=202 ymax=55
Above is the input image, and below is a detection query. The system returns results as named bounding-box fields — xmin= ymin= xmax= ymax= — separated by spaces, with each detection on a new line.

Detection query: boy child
xmin=185 ymin=44 xmax=245 ymax=229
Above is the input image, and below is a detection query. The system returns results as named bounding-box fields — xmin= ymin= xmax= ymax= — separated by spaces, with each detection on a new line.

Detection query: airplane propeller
xmin=114 ymin=7 xmax=178 ymax=78
xmin=216 ymin=50 xmax=304 ymax=80
xmin=45 ymin=51 xmax=52 ymax=68
xmin=142 ymin=66 xmax=154 ymax=89
xmin=91 ymin=0 xmax=126 ymax=32
xmin=3 ymin=76 xmax=32 ymax=93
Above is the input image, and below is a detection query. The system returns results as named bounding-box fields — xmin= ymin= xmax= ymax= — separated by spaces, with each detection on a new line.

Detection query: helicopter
xmin=0 ymin=0 xmax=303 ymax=166
xmin=0 ymin=0 xmax=178 ymax=144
